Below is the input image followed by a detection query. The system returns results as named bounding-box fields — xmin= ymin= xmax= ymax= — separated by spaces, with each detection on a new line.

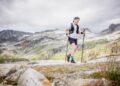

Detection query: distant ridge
xmin=0 ymin=30 xmax=32 ymax=43
xmin=100 ymin=23 xmax=120 ymax=35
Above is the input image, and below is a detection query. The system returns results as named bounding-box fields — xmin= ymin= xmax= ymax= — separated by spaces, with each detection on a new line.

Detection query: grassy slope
xmin=0 ymin=32 xmax=120 ymax=62
xmin=50 ymin=37 xmax=120 ymax=61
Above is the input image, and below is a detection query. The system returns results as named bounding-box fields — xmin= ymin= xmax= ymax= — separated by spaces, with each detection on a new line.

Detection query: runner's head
xmin=73 ymin=17 xmax=80 ymax=25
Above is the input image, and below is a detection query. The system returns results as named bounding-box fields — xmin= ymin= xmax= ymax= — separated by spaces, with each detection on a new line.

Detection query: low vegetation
xmin=50 ymin=38 xmax=120 ymax=61
xmin=0 ymin=54 xmax=29 ymax=63
xmin=88 ymin=58 xmax=120 ymax=86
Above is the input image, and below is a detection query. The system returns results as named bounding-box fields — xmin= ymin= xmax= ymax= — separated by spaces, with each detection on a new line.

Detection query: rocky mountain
xmin=0 ymin=28 xmax=95 ymax=60
xmin=0 ymin=23 xmax=120 ymax=61
xmin=14 ymin=29 xmax=66 ymax=59
xmin=0 ymin=25 xmax=119 ymax=86
xmin=0 ymin=30 xmax=32 ymax=43
xmin=100 ymin=23 xmax=120 ymax=35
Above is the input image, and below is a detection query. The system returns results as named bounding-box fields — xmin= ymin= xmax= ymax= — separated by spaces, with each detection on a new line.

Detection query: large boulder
xmin=0 ymin=64 xmax=16 ymax=77
xmin=17 ymin=68 xmax=51 ymax=86
xmin=0 ymin=64 xmax=28 ymax=85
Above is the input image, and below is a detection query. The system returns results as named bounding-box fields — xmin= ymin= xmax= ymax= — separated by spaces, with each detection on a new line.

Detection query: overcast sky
xmin=0 ymin=0 xmax=120 ymax=32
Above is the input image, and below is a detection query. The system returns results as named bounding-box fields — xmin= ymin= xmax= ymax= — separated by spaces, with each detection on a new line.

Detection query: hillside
xmin=100 ymin=23 xmax=120 ymax=35
xmin=0 ymin=25 xmax=120 ymax=86
xmin=0 ymin=23 xmax=120 ymax=63
xmin=0 ymin=30 xmax=32 ymax=43
xmin=0 ymin=28 xmax=97 ymax=61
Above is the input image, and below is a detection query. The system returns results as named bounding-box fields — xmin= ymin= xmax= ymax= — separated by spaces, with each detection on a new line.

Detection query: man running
xmin=65 ymin=17 xmax=84 ymax=63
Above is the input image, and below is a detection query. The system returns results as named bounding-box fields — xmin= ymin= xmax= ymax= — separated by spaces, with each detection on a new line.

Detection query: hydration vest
xmin=69 ymin=23 xmax=79 ymax=34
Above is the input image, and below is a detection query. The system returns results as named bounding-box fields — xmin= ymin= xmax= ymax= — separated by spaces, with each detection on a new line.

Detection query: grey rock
xmin=17 ymin=68 xmax=51 ymax=86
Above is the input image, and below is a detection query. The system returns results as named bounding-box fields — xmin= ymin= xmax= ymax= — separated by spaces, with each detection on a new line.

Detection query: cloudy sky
xmin=0 ymin=0 xmax=120 ymax=32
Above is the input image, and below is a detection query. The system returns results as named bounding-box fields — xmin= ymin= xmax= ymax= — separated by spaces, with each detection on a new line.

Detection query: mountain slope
xmin=100 ymin=23 xmax=120 ymax=35
xmin=0 ymin=23 xmax=120 ymax=62
xmin=14 ymin=29 xmax=66 ymax=59
xmin=0 ymin=30 xmax=32 ymax=43
xmin=14 ymin=28 xmax=97 ymax=60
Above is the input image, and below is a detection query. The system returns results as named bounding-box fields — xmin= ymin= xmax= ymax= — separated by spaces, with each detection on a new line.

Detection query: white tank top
xmin=67 ymin=23 xmax=81 ymax=39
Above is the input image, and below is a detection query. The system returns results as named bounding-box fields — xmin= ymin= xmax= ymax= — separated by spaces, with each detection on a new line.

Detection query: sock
xmin=70 ymin=56 xmax=74 ymax=61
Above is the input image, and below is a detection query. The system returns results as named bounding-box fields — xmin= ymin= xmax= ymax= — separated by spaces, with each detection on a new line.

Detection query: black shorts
xmin=68 ymin=37 xmax=77 ymax=45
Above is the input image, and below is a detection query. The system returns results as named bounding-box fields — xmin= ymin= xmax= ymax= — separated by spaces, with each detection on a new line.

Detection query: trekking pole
xmin=65 ymin=36 xmax=69 ymax=63
xmin=81 ymin=29 xmax=86 ymax=63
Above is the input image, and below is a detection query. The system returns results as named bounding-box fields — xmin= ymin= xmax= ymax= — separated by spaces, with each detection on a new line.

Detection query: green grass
xmin=0 ymin=54 xmax=29 ymax=63
xmin=16 ymin=38 xmax=119 ymax=62
xmin=89 ymin=66 xmax=120 ymax=86
xmin=88 ymin=59 xmax=120 ymax=86
xmin=50 ymin=39 xmax=119 ymax=61
xmin=106 ymin=61 xmax=120 ymax=86
xmin=50 ymin=44 xmax=107 ymax=61
xmin=25 ymin=38 xmax=109 ymax=61
xmin=50 ymin=52 xmax=65 ymax=60
xmin=22 ymin=38 xmax=110 ymax=61
xmin=88 ymin=72 xmax=106 ymax=79
xmin=83 ymin=39 xmax=109 ymax=50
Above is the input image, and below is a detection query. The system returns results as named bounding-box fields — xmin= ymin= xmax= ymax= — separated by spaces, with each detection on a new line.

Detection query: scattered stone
xmin=0 ymin=64 xmax=15 ymax=77
xmin=3 ymin=68 xmax=27 ymax=84
xmin=17 ymin=68 xmax=51 ymax=86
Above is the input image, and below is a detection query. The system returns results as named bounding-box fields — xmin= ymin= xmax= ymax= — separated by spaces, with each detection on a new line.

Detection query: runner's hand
xmin=81 ymin=29 xmax=85 ymax=36
xmin=66 ymin=33 xmax=69 ymax=37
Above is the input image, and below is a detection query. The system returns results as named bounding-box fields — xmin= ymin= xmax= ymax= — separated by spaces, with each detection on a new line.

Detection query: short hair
xmin=74 ymin=17 xmax=80 ymax=20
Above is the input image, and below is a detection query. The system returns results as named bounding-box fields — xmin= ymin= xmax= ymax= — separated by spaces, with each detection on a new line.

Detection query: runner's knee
xmin=75 ymin=46 xmax=77 ymax=51
xmin=73 ymin=45 xmax=77 ymax=51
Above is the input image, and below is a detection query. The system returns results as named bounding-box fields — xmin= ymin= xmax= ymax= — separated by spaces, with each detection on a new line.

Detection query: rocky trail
xmin=0 ymin=55 xmax=119 ymax=86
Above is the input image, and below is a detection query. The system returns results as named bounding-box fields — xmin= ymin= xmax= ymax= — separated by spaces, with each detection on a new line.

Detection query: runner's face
xmin=73 ymin=19 xmax=80 ymax=25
